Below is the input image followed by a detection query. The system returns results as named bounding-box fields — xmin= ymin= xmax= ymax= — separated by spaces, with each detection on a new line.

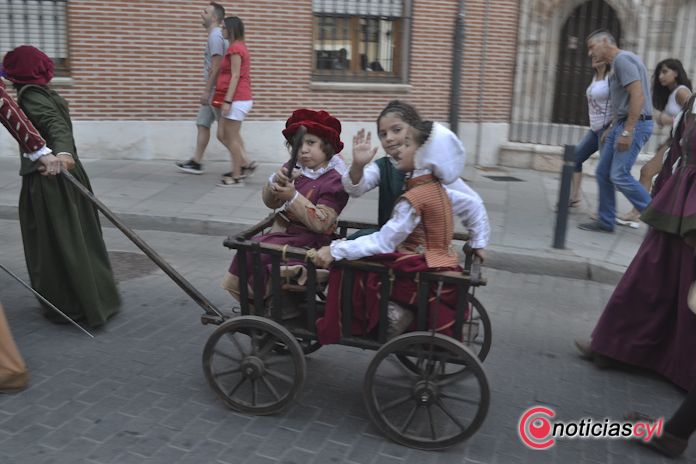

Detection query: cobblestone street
xmin=0 ymin=219 xmax=692 ymax=463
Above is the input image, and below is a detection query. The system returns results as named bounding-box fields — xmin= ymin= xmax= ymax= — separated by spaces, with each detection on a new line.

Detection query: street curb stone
xmin=0 ymin=206 xmax=625 ymax=283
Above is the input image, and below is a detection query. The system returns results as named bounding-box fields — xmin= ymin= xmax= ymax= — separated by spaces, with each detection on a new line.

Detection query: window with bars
xmin=0 ymin=0 xmax=69 ymax=76
xmin=312 ymin=0 xmax=409 ymax=83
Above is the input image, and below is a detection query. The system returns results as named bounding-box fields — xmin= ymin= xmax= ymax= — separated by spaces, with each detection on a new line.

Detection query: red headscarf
xmin=282 ymin=109 xmax=344 ymax=154
xmin=2 ymin=45 xmax=55 ymax=85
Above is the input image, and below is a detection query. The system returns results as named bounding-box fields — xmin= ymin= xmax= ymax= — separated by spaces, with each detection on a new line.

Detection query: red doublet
xmin=0 ymin=81 xmax=46 ymax=153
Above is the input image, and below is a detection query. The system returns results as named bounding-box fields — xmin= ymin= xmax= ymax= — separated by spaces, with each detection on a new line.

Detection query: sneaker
xmin=617 ymin=209 xmax=641 ymax=222
xmin=578 ymin=221 xmax=613 ymax=233
xmin=217 ymin=176 xmax=245 ymax=187
xmin=175 ymin=159 xmax=204 ymax=174
xmin=616 ymin=210 xmax=641 ymax=229
xmin=615 ymin=218 xmax=640 ymax=229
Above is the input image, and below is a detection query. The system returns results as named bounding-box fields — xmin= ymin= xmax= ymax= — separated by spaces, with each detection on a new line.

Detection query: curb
xmin=0 ymin=206 xmax=626 ymax=284
xmin=485 ymin=246 xmax=624 ymax=285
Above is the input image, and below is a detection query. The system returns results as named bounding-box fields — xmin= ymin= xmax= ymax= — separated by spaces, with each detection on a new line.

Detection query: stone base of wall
xmin=0 ymin=120 xmax=510 ymax=171
xmin=499 ymin=141 xmax=652 ymax=177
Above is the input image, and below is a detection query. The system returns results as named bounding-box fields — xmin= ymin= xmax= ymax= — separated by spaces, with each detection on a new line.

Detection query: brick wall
xmin=60 ymin=0 xmax=518 ymax=124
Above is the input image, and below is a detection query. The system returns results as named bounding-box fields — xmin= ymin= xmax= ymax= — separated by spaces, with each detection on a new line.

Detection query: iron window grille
xmin=312 ymin=0 xmax=410 ymax=83
xmin=0 ymin=0 xmax=69 ymax=77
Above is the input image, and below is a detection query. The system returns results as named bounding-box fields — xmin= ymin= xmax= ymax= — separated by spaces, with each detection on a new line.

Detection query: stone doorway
xmin=551 ymin=0 xmax=621 ymax=125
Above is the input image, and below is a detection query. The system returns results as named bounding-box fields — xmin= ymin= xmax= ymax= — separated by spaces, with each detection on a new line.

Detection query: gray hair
xmin=586 ymin=30 xmax=616 ymax=45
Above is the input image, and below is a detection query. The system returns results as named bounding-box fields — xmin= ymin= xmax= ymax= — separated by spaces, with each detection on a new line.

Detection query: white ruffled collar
xmin=410 ymin=168 xmax=432 ymax=179
xmin=296 ymin=155 xmax=347 ymax=180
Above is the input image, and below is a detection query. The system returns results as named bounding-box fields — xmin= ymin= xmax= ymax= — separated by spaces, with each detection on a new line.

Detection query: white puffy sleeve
xmin=445 ymin=179 xmax=490 ymax=249
xmin=341 ymin=161 xmax=381 ymax=197
xmin=330 ymin=199 xmax=420 ymax=260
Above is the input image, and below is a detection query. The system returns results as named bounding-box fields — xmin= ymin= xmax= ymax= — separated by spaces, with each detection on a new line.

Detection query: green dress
xmin=17 ymin=84 xmax=120 ymax=327
xmin=348 ymin=156 xmax=405 ymax=239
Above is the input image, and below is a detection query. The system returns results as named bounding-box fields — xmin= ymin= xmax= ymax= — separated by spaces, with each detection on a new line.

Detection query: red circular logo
xmin=518 ymin=406 xmax=556 ymax=450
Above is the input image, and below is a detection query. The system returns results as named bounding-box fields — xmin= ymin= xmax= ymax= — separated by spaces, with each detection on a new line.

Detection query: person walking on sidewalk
xmin=567 ymin=58 xmax=611 ymax=211
xmin=575 ymin=94 xmax=696 ymax=391
xmin=212 ymin=16 xmax=257 ymax=187
xmin=578 ymin=30 xmax=654 ymax=233
xmin=616 ymin=58 xmax=692 ymax=228
xmin=4 ymin=45 xmax=121 ymax=328
xmin=176 ymin=2 xmax=227 ymax=175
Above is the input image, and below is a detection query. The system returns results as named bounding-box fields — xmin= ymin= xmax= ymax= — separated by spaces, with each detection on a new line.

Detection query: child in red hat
xmin=222 ymin=109 xmax=349 ymax=313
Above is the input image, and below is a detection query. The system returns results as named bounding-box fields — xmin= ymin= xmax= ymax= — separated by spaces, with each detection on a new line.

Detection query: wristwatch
xmin=621 ymin=130 xmax=633 ymax=137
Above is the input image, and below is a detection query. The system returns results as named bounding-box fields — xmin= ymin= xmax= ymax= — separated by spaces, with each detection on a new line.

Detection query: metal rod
xmin=0 ymin=263 xmax=94 ymax=338
xmin=553 ymin=144 xmax=576 ymax=249
xmin=60 ymin=169 xmax=225 ymax=320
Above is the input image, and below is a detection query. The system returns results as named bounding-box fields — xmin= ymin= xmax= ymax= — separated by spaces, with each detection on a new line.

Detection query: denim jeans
xmin=574 ymin=129 xmax=602 ymax=172
xmin=595 ymin=119 xmax=653 ymax=229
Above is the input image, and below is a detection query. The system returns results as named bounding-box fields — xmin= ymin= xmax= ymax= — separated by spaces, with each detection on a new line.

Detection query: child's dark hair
xmin=411 ymin=120 xmax=433 ymax=146
xmin=652 ymin=58 xmax=692 ymax=111
xmin=223 ymin=16 xmax=245 ymax=41
xmin=284 ymin=138 xmax=335 ymax=159
xmin=376 ymin=100 xmax=423 ymax=128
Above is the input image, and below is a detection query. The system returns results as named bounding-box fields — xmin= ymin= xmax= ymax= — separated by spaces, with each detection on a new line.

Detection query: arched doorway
xmin=551 ymin=0 xmax=621 ymax=125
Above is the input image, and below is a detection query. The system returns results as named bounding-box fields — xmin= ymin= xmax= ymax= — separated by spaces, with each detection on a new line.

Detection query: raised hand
xmin=352 ymin=129 xmax=379 ymax=168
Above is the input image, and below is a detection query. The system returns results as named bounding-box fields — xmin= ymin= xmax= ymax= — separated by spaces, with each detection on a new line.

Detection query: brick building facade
xmin=0 ymin=0 xmax=519 ymax=166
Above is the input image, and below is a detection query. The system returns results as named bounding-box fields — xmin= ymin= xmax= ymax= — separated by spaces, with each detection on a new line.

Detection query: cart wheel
xmin=202 ymin=316 xmax=306 ymax=415
xmin=364 ymin=332 xmax=490 ymax=450
xmin=398 ymin=294 xmax=491 ymax=371
xmin=273 ymin=336 xmax=322 ymax=356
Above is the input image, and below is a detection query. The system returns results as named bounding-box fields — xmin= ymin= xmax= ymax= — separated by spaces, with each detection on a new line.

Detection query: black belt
xmin=618 ymin=115 xmax=652 ymax=122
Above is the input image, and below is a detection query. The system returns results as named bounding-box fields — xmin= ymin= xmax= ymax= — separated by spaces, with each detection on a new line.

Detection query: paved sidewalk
xmin=0 ymin=157 xmax=645 ymax=282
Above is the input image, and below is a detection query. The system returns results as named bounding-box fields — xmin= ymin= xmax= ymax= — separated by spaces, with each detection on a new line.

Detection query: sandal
xmin=241 ymin=161 xmax=258 ymax=178
xmin=217 ymin=176 xmax=245 ymax=188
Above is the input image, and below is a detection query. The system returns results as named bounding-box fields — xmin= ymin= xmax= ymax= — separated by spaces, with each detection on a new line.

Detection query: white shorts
xmin=222 ymin=100 xmax=253 ymax=121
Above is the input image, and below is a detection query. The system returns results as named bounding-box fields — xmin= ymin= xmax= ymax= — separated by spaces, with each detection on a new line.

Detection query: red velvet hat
xmin=282 ymin=109 xmax=344 ymax=154
xmin=2 ymin=45 xmax=55 ymax=85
